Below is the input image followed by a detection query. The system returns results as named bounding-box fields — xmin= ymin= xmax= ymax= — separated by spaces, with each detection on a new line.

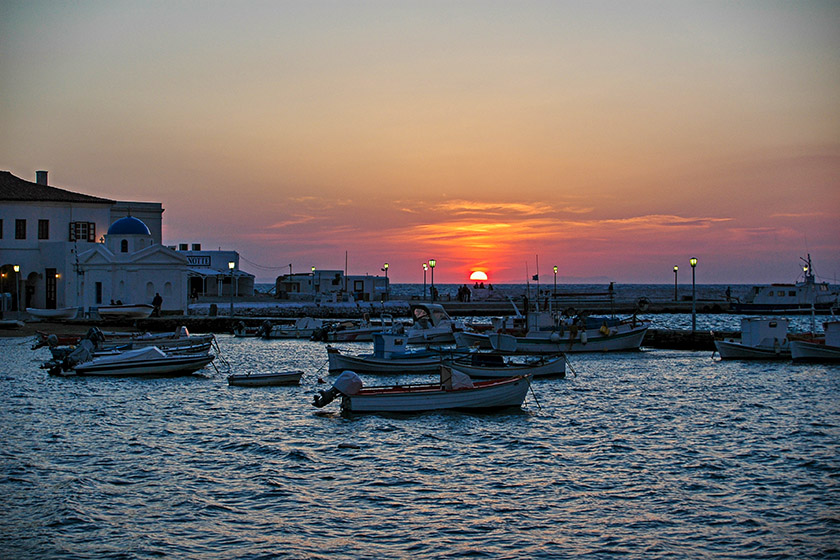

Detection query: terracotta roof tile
xmin=0 ymin=171 xmax=114 ymax=204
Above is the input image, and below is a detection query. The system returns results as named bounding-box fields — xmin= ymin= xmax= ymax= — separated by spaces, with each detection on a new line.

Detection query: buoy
xmin=580 ymin=331 xmax=588 ymax=344
xmin=550 ymin=332 xmax=561 ymax=343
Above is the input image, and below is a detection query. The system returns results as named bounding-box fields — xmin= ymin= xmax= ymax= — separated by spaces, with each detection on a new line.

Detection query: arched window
xmin=164 ymin=282 xmax=173 ymax=298
xmin=146 ymin=282 xmax=155 ymax=299
xmin=120 ymin=239 xmax=128 ymax=253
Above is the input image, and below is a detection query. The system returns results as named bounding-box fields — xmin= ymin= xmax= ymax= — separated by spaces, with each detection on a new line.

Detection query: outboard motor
xmin=311 ymin=371 xmax=363 ymax=408
xmin=312 ymin=386 xmax=341 ymax=408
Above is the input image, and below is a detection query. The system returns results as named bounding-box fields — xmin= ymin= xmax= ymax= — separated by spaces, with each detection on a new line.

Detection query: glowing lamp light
xmin=469 ymin=271 xmax=488 ymax=282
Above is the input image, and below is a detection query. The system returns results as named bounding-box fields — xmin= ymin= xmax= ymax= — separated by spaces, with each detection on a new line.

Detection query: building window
xmin=69 ymin=222 xmax=96 ymax=242
xmin=121 ymin=239 xmax=128 ymax=253
xmin=15 ymin=219 xmax=26 ymax=239
xmin=95 ymin=282 xmax=103 ymax=304
xmin=38 ymin=219 xmax=49 ymax=240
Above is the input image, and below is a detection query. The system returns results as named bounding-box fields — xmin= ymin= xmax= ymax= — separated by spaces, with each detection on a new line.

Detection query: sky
xmin=2 ymin=1 xmax=839 ymax=284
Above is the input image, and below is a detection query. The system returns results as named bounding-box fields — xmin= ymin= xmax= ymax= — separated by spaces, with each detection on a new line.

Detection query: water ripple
xmin=2 ymin=334 xmax=839 ymax=559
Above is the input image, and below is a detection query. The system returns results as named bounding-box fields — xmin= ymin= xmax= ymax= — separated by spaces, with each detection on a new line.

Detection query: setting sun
xmin=469 ymin=271 xmax=488 ymax=282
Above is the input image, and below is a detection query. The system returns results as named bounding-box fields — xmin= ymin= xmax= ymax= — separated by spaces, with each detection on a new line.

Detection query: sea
xmin=1 ymin=285 xmax=838 ymax=559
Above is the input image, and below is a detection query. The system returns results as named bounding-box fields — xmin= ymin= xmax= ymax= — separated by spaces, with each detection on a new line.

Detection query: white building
xmin=0 ymin=170 xmax=251 ymax=315
xmin=275 ymin=270 xmax=388 ymax=302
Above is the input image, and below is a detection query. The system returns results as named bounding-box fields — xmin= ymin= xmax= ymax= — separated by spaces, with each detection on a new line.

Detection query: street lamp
xmin=673 ymin=265 xmax=679 ymax=301
xmin=553 ymin=265 xmax=558 ymax=297
xmin=381 ymin=262 xmax=389 ymax=301
xmin=423 ymin=263 xmax=428 ymax=301
xmin=690 ymin=257 xmax=697 ymax=333
xmin=429 ymin=259 xmax=436 ymax=302
xmin=13 ymin=265 xmax=20 ymax=317
xmin=228 ymin=261 xmax=235 ymax=317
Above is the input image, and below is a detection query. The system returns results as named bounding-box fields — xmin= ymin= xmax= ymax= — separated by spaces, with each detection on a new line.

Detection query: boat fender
xmin=580 ymin=331 xmax=588 ymax=345
xmin=600 ymin=324 xmax=610 ymax=336
xmin=550 ymin=331 xmax=561 ymax=343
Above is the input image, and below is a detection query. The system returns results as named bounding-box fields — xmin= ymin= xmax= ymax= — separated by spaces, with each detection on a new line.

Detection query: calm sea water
xmin=1 ymin=324 xmax=838 ymax=559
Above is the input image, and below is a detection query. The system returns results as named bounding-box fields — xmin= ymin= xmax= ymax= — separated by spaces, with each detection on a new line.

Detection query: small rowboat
xmin=26 ymin=307 xmax=78 ymax=320
xmin=97 ymin=304 xmax=155 ymax=320
xmin=447 ymin=353 xmax=566 ymax=379
xmin=228 ymin=370 xmax=303 ymax=387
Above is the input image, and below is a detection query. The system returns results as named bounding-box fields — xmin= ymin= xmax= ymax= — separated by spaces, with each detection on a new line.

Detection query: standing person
xmin=152 ymin=292 xmax=163 ymax=317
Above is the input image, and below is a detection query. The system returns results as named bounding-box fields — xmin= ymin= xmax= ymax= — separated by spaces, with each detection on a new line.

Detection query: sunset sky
xmin=2 ymin=1 xmax=839 ymax=284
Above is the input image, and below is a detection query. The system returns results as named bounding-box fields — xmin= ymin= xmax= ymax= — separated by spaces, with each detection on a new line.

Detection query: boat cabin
xmin=740 ymin=317 xmax=789 ymax=348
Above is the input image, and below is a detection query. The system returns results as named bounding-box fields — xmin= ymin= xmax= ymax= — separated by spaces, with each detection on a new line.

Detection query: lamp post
xmin=423 ymin=263 xmax=428 ymax=301
xmin=429 ymin=259 xmax=436 ymax=303
xmin=13 ymin=265 xmax=20 ymax=318
xmin=673 ymin=265 xmax=679 ymax=301
xmin=228 ymin=261 xmax=235 ymax=317
xmin=690 ymin=257 xmax=697 ymax=333
xmin=553 ymin=266 xmax=558 ymax=297
xmin=381 ymin=262 xmax=389 ymax=301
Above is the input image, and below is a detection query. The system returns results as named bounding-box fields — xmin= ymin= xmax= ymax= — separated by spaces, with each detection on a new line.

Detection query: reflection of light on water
xmin=1 ymin=335 xmax=837 ymax=558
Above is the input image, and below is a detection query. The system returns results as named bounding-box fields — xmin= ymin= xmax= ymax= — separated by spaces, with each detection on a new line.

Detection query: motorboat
xmin=39 ymin=326 xmax=215 ymax=357
xmin=405 ymin=303 xmax=464 ymax=345
xmin=731 ymin=254 xmax=839 ymax=314
xmin=326 ymin=332 xmax=459 ymax=374
xmin=26 ymin=307 xmax=78 ymax=320
xmin=713 ymin=317 xmax=791 ymax=360
xmin=97 ymin=303 xmax=155 ymax=319
xmin=457 ymin=311 xmax=649 ymax=354
xmin=47 ymin=342 xmax=215 ymax=377
xmin=261 ymin=317 xmax=324 ymax=339
xmin=447 ymin=353 xmax=566 ymax=379
xmin=790 ymin=320 xmax=840 ymax=362
xmin=312 ymin=368 xmax=532 ymax=413
xmin=311 ymin=314 xmax=400 ymax=342
xmin=232 ymin=321 xmax=262 ymax=337
xmin=228 ymin=370 xmax=303 ymax=386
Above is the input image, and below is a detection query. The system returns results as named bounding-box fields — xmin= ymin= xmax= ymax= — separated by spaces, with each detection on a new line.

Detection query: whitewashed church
xmin=1 ymin=170 xmax=253 ymax=315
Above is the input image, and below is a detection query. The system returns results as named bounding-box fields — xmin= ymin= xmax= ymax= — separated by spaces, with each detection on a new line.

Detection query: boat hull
xmin=448 ymin=355 xmax=566 ymax=379
xmin=790 ymin=340 xmax=840 ymax=362
xmin=228 ymin=371 xmax=303 ymax=386
xmin=470 ymin=324 xmax=648 ymax=354
xmin=341 ymin=375 xmax=531 ymax=413
xmin=26 ymin=307 xmax=78 ymax=320
xmin=97 ymin=304 xmax=155 ymax=320
xmin=714 ymin=340 xmax=791 ymax=360
xmin=327 ymin=348 xmax=442 ymax=374
xmin=73 ymin=353 xmax=215 ymax=376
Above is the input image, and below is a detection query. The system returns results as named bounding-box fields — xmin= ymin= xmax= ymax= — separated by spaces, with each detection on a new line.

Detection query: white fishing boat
xmin=49 ymin=343 xmax=215 ymax=377
xmin=0 ymin=319 xmax=25 ymax=330
xmin=326 ymin=332 xmax=455 ymax=374
xmin=261 ymin=317 xmax=324 ymax=339
xmin=731 ymin=254 xmax=839 ymax=314
xmin=457 ymin=313 xmax=649 ymax=354
xmin=312 ymin=368 xmax=532 ymax=413
xmin=790 ymin=320 xmax=840 ymax=363
xmin=228 ymin=370 xmax=303 ymax=386
xmin=26 ymin=307 xmax=78 ymax=320
xmin=713 ymin=317 xmax=791 ymax=360
xmin=97 ymin=303 xmax=155 ymax=320
xmin=448 ymin=353 xmax=566 ymax=379
xmin=405 ymin=304 xmax=464 ymax=345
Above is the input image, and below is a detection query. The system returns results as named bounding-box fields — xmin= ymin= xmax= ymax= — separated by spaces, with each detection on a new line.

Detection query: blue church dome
xmin=108 ymin=216 xmax=151 ymax=236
